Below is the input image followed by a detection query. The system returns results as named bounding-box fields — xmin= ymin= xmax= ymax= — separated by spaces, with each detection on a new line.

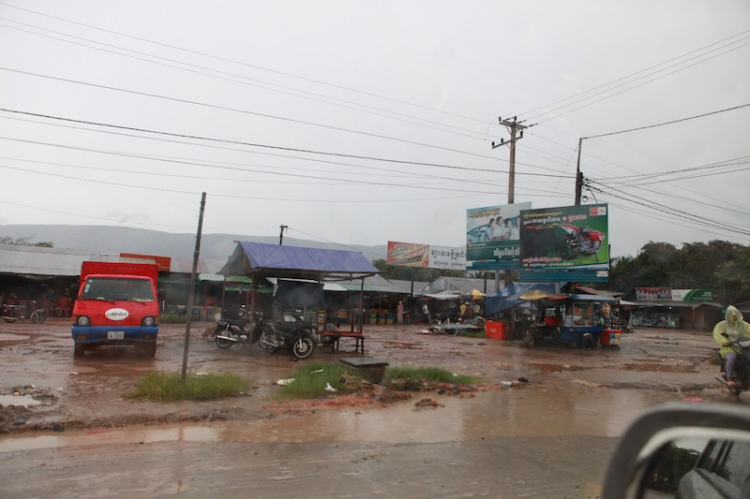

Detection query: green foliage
xmin=383 ymin=366 xmax=481 ymax=387
xmin=0 ymin=235 xmax=54 ymax=247
xmin=123 ymin=370 xmax=250 ymax=402
xmin=274 ymin=362 xmax=353 ymax=399
xmin=610 ymin=240 xmax=750 ymax=303
xmin=159 ymin=314 xmax=188 ymax=324
xmin=274 ymin=363 xmax=482 ymax=399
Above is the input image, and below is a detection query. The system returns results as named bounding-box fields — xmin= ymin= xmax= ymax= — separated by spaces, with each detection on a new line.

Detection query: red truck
xmin=71 ymin=261 xmax=160 ymax=358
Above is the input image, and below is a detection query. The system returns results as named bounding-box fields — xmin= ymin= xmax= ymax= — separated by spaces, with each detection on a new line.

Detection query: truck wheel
xmin=74 ymin=343 xmax=85 ymax=358
xmin=139 ymin=343 xmax=157 ymax=358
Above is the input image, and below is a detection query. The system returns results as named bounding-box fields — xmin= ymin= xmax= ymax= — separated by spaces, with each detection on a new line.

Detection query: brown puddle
xmin=0 ymin=333 xmax=30 ymax=342
xmin=0 ymin=387 xmax=693 ymax=452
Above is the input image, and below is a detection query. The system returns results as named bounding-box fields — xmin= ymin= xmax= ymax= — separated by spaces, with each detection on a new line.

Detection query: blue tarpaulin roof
xmin=485 ymin=282 xmax=563 ymax=316
xmin=219 ymin=242 xmax=378 ymax=281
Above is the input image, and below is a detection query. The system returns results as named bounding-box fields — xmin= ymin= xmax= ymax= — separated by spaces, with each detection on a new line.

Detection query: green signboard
xmin=466 ymin=202 xmax=531 ymax=262
xmin=519 ymin=204 xmax=609 ymax=270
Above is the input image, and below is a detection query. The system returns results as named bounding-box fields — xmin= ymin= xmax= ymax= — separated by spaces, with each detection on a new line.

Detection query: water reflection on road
xmin=0 ymin=386 xmax=697 ymax=452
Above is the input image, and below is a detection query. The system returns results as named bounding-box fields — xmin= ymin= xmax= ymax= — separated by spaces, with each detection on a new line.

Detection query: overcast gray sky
xmin=0 ymin=0 xmax=748 ymax=259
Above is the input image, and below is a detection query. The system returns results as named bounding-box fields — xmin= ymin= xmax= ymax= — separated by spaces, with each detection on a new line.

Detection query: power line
xmin=587 ymin=183 xmax=750 ymax=236
xmin=525 ymin=33 xmax=750 ymax=123
xmin=0 ymin=18 xmax=490 ymax=142
xmin=0 ymin=67 xmax=506 ymax=162
xmin=0 ymin=110 xmax=573 ymax=178
xmin=0 ymin=1 xmax=488 ymax=126
xmin=583 ymin=103 xmax=750 ymax=139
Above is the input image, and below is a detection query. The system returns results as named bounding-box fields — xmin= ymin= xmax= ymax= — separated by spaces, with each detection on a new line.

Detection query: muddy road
xmin=0 ymin=319 xmax=745 ymax=497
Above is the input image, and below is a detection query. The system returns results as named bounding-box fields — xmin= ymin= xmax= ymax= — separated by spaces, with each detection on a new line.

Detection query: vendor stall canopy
xmin=219 ymin=242 xmax=378 ymax=281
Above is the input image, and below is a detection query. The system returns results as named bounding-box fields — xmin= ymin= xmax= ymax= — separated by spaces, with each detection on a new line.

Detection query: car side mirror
xmin=602 ymin=403 xmax=750 ymax=499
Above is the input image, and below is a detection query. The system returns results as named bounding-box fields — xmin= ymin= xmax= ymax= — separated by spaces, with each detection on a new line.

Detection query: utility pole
xmin=279 ymin=224 xmax=288 ymax=245
xmin=182 ymin=192 xmax=206 ymax=382
xmin=492 ymin=116 xmax=527 ymax=292
xmin=492 ymin=116 xmax=527 ymax=204
xmin=575 ymin=138 xmax=584 ymax=205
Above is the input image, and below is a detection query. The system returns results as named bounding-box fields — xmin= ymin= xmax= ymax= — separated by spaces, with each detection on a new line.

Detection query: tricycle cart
xmin=523 ymin=293 xmax=621 ymax=349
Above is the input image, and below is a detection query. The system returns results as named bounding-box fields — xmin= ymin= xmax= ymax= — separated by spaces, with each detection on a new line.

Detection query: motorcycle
xmin=213 ymin=313 xmax=260 ymax=349
xmin=715 ymin=334 xmax=750 ymax=396
xmin=555 ymin=223 xmax=605 ymax=260
xmin=257 ymin=311 xmax=317 ymax=360
xmin=2 ymin=301 xmax=47 ymax=324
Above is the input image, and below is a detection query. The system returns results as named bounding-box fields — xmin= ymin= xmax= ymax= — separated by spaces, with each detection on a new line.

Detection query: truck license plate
xmin=107 ymin=331 xmax=125 ymax=340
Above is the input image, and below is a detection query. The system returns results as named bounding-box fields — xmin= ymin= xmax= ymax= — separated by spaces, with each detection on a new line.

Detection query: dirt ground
xmin=0 ymin=317 xmax=730 ymax=434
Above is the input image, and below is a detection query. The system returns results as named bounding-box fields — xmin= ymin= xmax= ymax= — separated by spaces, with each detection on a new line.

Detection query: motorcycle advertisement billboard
xmin=519 ymin=204 xmax=609 ymax=269
xmin=387 ymin=241 xmax=466 ymax=271
xmin=466 ymin=202 xmax=531 ymax=262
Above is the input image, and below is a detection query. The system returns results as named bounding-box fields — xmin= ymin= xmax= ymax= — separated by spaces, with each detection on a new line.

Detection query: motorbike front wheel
xmin=292 ymin=336 xmax=316 ymax=360
xmin=215 ymin=333 xmax=235 ymax=349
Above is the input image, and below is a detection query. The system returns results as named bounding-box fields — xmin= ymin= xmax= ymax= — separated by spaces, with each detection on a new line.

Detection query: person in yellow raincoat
xmin=713 ymin=305 xmax=750 ymax=387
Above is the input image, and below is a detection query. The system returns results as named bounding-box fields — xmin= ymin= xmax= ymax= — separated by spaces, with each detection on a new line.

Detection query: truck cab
xmin=71 ymin=262 xmax=160 ymax=358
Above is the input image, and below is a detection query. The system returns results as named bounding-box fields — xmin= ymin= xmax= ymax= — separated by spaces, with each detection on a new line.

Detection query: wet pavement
xmin=0 ymin=319 xmax=746 ymax=497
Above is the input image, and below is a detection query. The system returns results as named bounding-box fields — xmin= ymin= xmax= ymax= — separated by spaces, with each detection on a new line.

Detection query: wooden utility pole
xmin=182 ymin=192 xmax=206 ymax=382
xmin=492 ymin=116 xmax=527 ymax=204
xmin=279 ymin=225 xmax=288 ymax=245
xmin=492 ymin=117 xmax=527 ymax=290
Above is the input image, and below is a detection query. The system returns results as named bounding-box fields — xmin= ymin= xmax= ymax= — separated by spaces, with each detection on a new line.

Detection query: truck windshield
xmin=81 ymin=277 xmax=154 ymax=302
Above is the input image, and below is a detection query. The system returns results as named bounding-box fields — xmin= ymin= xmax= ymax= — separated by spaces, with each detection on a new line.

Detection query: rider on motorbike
xmin=713 ymin=305 xmax=750 ymax=388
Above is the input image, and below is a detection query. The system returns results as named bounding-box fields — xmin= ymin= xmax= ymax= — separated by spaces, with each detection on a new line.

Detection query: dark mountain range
xmin=0 ymin=225 xmax=388 ymax=264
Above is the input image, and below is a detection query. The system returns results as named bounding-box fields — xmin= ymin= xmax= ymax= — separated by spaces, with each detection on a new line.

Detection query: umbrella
xmin=519 ymin=289 xmax=549 ymax=301
xmin=519 ymin=290 xmax=569 ymax=301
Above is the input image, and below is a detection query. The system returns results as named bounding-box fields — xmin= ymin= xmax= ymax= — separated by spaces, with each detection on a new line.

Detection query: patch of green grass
xmin=275 ymin=362 xmax=354 ymax=400
xmin=123 ymin=370 xmax=250 ymax=402
xmin=383 ymin=366 xmax=482 ymax=390
xmin=159 ymin=314 xmax=188 ymax=324
xmin=274 ymin=363 xmax=483 ymax=400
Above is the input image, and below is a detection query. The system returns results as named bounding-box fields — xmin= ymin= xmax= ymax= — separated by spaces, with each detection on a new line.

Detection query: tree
xmin=0 ymin=235 xmax=54 ymax=247
xmin=609 ymin=240 xmax=750 ymax=303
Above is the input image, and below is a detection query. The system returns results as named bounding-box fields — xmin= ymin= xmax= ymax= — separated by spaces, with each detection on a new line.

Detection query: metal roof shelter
xmin=220 ymin=242 xmax=378 ymax=281
xmin=219 ymin=242 xmax=378 ymax=333
xmin=0 ymin=244 xmax=124 ymax=279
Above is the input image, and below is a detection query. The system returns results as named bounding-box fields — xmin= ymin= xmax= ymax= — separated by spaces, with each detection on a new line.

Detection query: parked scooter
xmin=213 ymin=312 xmax=260 ymax=349
xmin=2 ymin=301 xmax=47 ymax=324
xmin=715 ymin=334 xmax=750 ymax=396
xmin=257 ymin=311 xmax=317 ymax=360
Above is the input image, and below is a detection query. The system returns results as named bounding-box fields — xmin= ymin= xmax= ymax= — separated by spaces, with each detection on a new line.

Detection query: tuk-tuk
xmin=530 ymin=294 xmax=621 ymax=349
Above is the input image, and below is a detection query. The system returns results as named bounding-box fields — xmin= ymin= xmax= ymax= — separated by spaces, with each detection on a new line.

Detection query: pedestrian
xmin=422 ymin=302 xmax=431 ymax=324
xmin=713 ymin=305 xmax=750 ymax=388
xmin=396 ymin=300 xmax=404 ymax=325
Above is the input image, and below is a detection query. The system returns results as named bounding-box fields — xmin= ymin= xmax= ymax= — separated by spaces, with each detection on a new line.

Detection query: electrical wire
xmin=0 ymin=109 xmax=574 ymax=178
xmin=0 ymin=1 xmax=489 ymax=126
xmin=0 ymin=19 xmax=491 ymax=142
xmin=582 ymin=104 xmax=750 ymax=140
xmin=514 ymin=29 xmax=750 ymax=119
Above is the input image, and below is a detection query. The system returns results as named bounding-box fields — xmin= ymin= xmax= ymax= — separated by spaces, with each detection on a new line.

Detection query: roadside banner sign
xmin=519 ymin=204 xmax=609 ymax=269
xmin=466 ymin=202 xmax=530 ymax=262
xmin=387 ymin=242 xmax=466 ymax=270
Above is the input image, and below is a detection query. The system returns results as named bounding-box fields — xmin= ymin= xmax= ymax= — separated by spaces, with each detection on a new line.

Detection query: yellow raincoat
xmin=713 ymin=305 xmax=750 ymax=358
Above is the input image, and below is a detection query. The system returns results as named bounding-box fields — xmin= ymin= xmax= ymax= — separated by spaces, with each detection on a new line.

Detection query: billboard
xmin=387 ymin=241 xmax=466 ymax=271
xmin=466 ymin=202 xmax=531 ymax=262
xmin=636 ymin=288 xmax=713 ymax=301
xmin=519 ymin=204 xmax=609 ymax=269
